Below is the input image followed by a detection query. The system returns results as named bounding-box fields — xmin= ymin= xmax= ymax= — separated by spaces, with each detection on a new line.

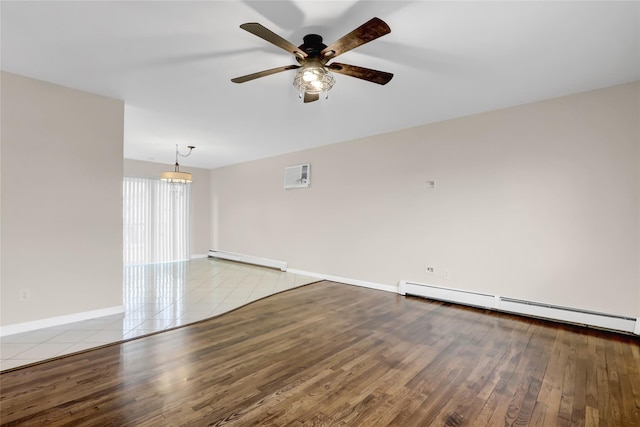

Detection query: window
xmin=123 ymin=178 xmax=191 ymax=266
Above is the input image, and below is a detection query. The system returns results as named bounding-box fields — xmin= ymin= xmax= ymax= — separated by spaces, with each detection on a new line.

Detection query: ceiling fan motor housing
xmin=299 ymin=34 xmax=327 ymax=58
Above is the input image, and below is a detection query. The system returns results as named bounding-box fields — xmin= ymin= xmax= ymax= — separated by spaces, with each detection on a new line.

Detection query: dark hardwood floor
xmin=1 ymin=281 xmax=639 ymax=426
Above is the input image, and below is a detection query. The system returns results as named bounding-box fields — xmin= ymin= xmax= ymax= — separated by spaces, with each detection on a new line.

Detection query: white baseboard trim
xmin=209 ymin=250 xmax=287 ymax=271
xmin=635 ymin=318 xmax=640 ymax=336
xmin=284 ymin=268 xmax=326 ymax=280
xmin=286 ymin=268 xmax=398 ymax=294
xmin=190 ymin=253 xmax=208 ymax=260
xmin=0 ymin=305 xmax=125 ymax=337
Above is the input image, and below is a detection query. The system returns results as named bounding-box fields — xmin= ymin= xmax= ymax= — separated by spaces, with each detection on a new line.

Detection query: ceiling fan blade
xmin=303 ymin=93 xmax=319 ymax=103
xmin=321 ymin=17 xmax=391 ymax=60
xmin=231 ymin=65 xmax=300 ymax=83
xmin=240 ymin=23 xmax=307 ymax=58
xmin=327 ymin=63 xmax=393 ymax=85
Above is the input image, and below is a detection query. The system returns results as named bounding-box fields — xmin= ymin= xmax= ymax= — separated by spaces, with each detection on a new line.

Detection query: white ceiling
xmin=1 ymin=1 xmax=638 ymax=169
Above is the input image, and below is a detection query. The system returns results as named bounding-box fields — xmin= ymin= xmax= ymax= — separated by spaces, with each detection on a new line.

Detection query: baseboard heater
xmin=398 ymin=280 xmax=639 ymax=335
xmin=208 ymin=250 xmax=287 ymax=271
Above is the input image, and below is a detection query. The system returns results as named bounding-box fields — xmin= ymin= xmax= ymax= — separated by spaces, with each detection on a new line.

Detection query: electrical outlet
xmin=19 ymin=288 xmax=31 ymax=301
xmin=426 ymin=267 xmax=435 ymax=273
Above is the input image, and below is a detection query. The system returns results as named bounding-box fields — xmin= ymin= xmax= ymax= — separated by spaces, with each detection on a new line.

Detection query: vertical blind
xmin=123 ymin=177 xmax=191 ymax=266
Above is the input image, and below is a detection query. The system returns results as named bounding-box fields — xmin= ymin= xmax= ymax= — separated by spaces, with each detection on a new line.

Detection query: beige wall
xmin=211 ymin=82 xmax=640 ymax=318
xmin=1 ymin=72 xmax=125 ymax=327
xmin=123 ymin=159 xmax=211 ymax=256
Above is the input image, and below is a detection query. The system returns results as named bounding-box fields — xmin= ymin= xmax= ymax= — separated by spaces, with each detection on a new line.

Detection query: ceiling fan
xmin=231 ymin=17 xmax=393 ymax=103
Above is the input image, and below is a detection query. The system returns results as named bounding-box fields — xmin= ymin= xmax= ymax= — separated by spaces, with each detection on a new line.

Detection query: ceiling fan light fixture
xmin=293 ymin=61 xmax=335 ymax=96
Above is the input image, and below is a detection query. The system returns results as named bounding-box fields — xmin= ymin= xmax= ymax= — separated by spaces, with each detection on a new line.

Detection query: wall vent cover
xmin=284 ymin=164 xmax=310 ymax=189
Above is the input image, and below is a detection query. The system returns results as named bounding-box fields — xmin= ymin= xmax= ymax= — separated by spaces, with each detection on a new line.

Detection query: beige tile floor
xmin=0 ymin=258 xmax=317 ymax=371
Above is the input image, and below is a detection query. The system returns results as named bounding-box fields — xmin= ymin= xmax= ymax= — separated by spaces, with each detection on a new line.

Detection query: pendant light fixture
xmin=160 ymin=145 xmax=195 ymax=184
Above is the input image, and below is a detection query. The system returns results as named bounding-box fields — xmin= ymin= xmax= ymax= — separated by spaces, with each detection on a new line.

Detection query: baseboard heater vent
xmin=399 ymin=280 xmax=639 ymax=335
xmin=208 ymin=250 xmax=287 ymax=271
xmin=399 ymin=281 xmax=496 ymax=309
